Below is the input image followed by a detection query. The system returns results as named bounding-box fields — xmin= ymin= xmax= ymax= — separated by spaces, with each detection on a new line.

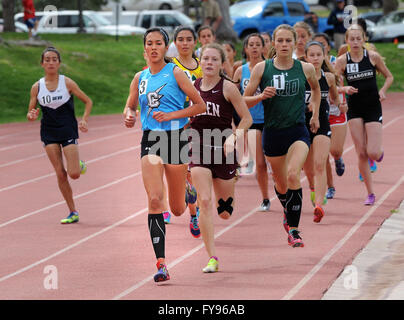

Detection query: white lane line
xmin=0 ymin=171 xmax=141 ymax=228
xmin=0 ymin=145 xmax=140 ymax=193
xmin=0 ymin=123 xmax=127 ymax=152
xmin=113 ymin=115 xmax=404 ymax=299
xmin=0 ymin=129 xmax=140 ymax=169
xmin=0 ymin=207 xmax=148 ymax=284
xmin=282 ymin=174 xmax=404 ymax=300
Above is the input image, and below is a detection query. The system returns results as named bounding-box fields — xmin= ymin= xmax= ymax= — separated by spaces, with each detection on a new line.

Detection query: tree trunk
xmin=2 ymin=0 xmax=16 ymax=32
xmin=216 ymin=0 xmax=238 ymax=42
xmin=383 ymin=0 xmax=399 ymax=15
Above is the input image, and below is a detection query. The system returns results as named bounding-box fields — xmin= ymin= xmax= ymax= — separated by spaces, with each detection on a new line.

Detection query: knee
xmin=68 ymin=171 xmax=80 ymax=180
xmin=217 ymin=197 xmax=234 ymax=220
xmin=55 ymin=169 xmax=68 ymax=182
xmin=198 ymin=197 xmax=212 ymax=212
xmin=149 ymin=193 xmax=164 ymax=212
xmin=314 ymin=160 xmax=325 ymax=174
xmin=287 ymin=168 xmax=300 ymax=186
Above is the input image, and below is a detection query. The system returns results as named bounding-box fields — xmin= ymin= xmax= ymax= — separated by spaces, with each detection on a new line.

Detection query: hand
xmin=379 ymin=89 xmax=387 ymax=102
xmin=79 ymin=119 xmax=88 ymax=132
xmin=152 ymin=111 xmax=172 ymax=123
xmin=344 ymin=86 xmax=358 ymax=95
xmin=27 ymin=108 xmax=39 ymax=121
xmin=339 ymin=102 xmax=348 ymax=113
xmin=310 ymin=116 xmax=319 ymax=133
xmin=224 ymin=133 xmax=236 ymax=157
xmin=124 ymin=108 xmax=136 ymax=128
xmin=260 ymin=86 xmax=277 ymax=100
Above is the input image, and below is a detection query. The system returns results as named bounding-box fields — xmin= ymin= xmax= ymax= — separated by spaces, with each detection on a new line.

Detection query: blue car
xmin=230 ymin=0 xmax=333 ymax=39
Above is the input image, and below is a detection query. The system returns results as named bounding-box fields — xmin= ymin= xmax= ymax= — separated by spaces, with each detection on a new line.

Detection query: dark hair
xmin=304 ymin=41 xmax=338 ymax=84
xmin=260 ymin=31 xmax=272 ymax=42
xmin=174 ymin=26 xmax=197 ymax=42
xmin=313 ymin=32 xmax=330 ymax=46
xmin=197 ymin=25 xmax=215 ymax=37
xmin=200 ymin=43 xmax=239 ymax=84
xmin=223 ymin=42 xmax=236 ymax=52
xmin=243 ymin=33 xmax=266 ymax=60
xmin=41 ymin=47 xmax=61 ymax=63
xmin=143 ymin=27 xmax=170 ymax=46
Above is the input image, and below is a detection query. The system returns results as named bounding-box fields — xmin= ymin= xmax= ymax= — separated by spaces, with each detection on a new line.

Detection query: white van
xmin=31 ymin=10 xmax=146 ymax=35
xmin=99 ymin=10 xmax=195 ymax=35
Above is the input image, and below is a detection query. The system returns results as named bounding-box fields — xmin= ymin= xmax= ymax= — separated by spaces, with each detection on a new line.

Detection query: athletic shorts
xmin=42 ymin=138 xmax=78 ymax=148
xmin=249 ymin=123 xmax=264 ymax=131
xmin=188 ymin=143 xmax=238 ymax=180
xmin=305 ymin=111 xmax=331 ymax=143
xmin=329 ymin=112 xmax=347 ymax=126
xmin=347 ymin=96 xmax=383 ymax=123
xmin=141 ymin=128 xmax=189 ymax=165
xmin=262 ymin=124 xmax=310 ymax=157
xmin=24 ymin=17 xmax=36 ymax=29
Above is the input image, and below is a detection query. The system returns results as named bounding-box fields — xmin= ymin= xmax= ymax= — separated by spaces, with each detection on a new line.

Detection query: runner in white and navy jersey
xmin=27 ymin=47 xmax=93 ymax=224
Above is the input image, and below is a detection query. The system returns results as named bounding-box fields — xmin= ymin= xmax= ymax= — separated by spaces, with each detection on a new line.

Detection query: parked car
xmin=99 ymin=10 xmax=195 ymax=35
xmin=33 ymin=10 xmax=146 ymax=36
xmin=0 ymin=18 xmax=29 ymax=32
xmin=14 ymin=11 xmax=45 ymax=25
xmin=368 ymin=10 xmax=404 ymax=42
xmin=230 ymin=0 xmax=333 ymax=39
xmin=359 ymin=11 xmax=384 ymax=24
xmin=102 ymin=0 xmax=184 ymax=11
xmin=319 ymin=0 xmax=382 ymax=10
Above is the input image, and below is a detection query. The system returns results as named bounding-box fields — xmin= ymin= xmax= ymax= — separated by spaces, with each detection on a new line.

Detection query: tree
xmin=383 ymin=0 xmax=398 ymax=15
xmin=216 ymin=0 xmax=237 ymax=42
xmin=2 ymin=0 xmax=16 ymax=32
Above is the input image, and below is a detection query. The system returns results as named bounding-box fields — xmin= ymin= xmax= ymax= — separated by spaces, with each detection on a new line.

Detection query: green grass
xmin=0 ymin=32 xmax=403 ymax=124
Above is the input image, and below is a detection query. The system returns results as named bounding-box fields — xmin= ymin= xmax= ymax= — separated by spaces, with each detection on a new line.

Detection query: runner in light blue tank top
xmin=138 ymin=62 xmax=187 ymax=131
xmin=240 ymin=63 xmax=264 ymax=124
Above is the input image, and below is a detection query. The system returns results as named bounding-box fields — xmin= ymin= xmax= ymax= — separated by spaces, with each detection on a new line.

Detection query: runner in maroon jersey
xmin=189 ymin=43 xmax=252 ymax=273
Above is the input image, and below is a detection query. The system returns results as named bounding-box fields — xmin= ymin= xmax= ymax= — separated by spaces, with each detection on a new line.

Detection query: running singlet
xmin=240 ymin=63 xmax=264 ymax=124
xmin=344 ymin=49 xmax=379 ymax=101
xmin=305 ymin=70 xmax=329 ymax=114
xmin=172 ymin=57 xmax=203 ymax=108
xmin=37 ymin=75 xmax=78 ymax=142
xmin=260 ymin=59 xmax=306 ymax=129
xmin=138 ymin=63 xmax=187 ymax=131
xmin=192 ymin=77 xmax=234 ymax=146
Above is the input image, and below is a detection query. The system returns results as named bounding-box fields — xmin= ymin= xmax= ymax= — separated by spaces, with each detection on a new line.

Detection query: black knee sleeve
xmin=217 ymin=197 xmax=234 ymax=216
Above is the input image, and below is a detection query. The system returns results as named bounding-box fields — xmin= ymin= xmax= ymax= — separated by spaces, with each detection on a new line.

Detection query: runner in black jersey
xmin=302 ymin=41 xmax=343 ymax=223
xmin=27 ymin=47 xmax=92 ymax=225
xmin=244 ymin=24 xmax=321 ymax=248
xmin=189 ymin=43 xmax=252 ymax=273
xmin=335 ymin=24 xmax=393 ymax=206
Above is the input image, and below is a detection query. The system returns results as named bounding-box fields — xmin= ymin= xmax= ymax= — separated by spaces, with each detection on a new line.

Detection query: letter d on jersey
xmin=43 ymin=265 xmax=58 ymax=290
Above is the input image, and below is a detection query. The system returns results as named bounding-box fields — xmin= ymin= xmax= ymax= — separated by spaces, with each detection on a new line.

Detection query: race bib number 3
xmin=139 ymin=79 xmax=148 ymax=95
xmin=273 ymin=74 xmax=285 ymax=90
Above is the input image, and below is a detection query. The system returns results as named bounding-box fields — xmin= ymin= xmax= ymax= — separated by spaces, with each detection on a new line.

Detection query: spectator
xmin=305 ymin=12 xmax=319 ymax=33
xmin=201 ymin=0 xmax=223 ymax=33
xmin=327 ymin=0 xmax=349 ymax=51
xmin=22 ymin=0 xmax=39 ymax=40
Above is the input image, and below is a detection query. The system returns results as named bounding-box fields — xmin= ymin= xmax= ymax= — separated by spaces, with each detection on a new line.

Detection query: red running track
xmin=0 ymin=93 xmax=403 ymax=300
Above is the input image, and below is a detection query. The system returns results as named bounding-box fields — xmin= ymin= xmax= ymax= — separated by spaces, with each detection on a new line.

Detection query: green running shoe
xmin=61 ymin=211 xmax=79 ymax=224
xmin=202 ymin=256 xmax=219 ymax=273
xmin=79 ymin=160 xmax=87 ymax=175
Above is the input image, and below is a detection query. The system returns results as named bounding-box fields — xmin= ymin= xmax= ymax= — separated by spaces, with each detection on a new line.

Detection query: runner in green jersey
xmin=243 ymin=24 xmax=320 ymax=248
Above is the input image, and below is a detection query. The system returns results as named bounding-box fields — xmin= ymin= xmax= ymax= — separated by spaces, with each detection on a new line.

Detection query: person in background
xmin=22 ymin=0 xmax=39 ymax=40
xmin=327 ymin=0 xmax=349 ymax=51
xmin=201 ymin=0 xmax=223 ymax=33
